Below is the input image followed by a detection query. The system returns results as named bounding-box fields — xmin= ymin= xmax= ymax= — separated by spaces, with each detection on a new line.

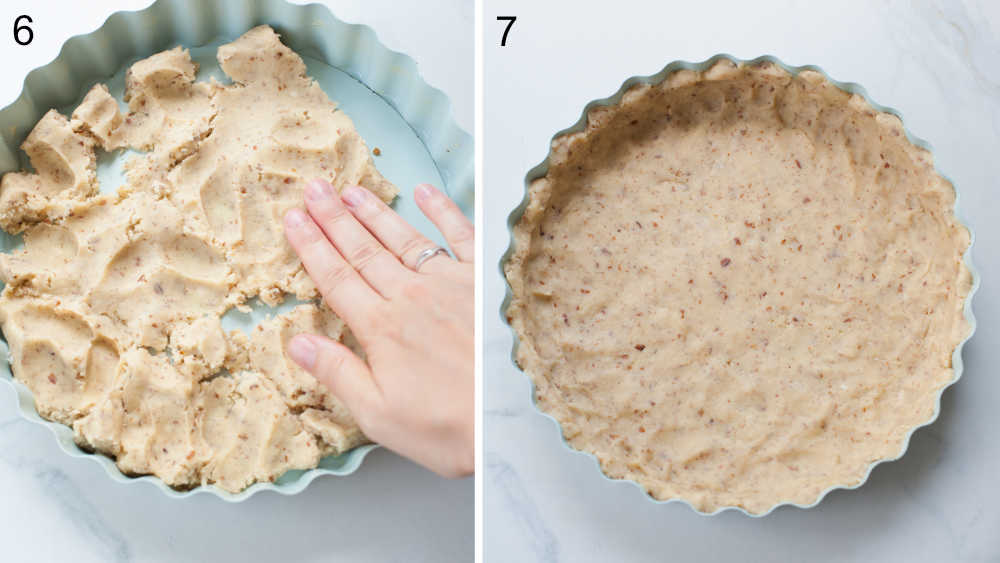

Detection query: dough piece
xmin=0 ymin=26 xmax=386 ymax=492
xmin=2 ymin=187 xmax=238 ymax=351
xmin=505 ymin=60 xmax=973 ymax=514
xmin=196 ymin=372 xmax=321 ymax=491
xmin=0 ymin=296 xmax=118 ymax=425
xmin=246 ymin=303 xmax=346 ymax=409
xmin=85 ymin=190 xmax=237 ymax=350
xmin=170 ymin=316 xmax=231 ymax=380
xmin=0 ymin=191 xmax=133 ymax=298
xmin=74 ymin=348 xmax=205 ymax=487
xmin=244 ymin=303 xmax=366 ymax=456
xmin=300 ymin=408 xmax=366 ymax=456
xmin=71 ymin=84 xmax=126 ymax=150
xmin=0 ymin=111 xmax=98 ymax=232
xmin=121 ymin=46 xmax=219 ymax=187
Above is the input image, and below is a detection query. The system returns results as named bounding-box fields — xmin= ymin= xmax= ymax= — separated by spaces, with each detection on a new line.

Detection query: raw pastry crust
xmin=505 ymin=60 xmax=972 ymax=514
xmin=0 ymin=26 xmax=392 ymax=492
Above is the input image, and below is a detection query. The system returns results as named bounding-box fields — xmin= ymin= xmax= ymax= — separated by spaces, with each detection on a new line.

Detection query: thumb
xmin=287 ymin=333 xmax=381 ymax=415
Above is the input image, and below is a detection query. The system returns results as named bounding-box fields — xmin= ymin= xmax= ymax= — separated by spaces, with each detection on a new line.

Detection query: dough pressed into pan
xmin=505 ymin=60 xmax=972 ymax=514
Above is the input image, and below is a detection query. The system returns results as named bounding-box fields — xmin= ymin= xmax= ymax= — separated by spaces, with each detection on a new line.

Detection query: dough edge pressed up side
xmin=504 ymin=59 xmax=973 ymax=514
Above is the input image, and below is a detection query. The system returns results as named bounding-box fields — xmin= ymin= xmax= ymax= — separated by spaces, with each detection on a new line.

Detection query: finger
xmin=414 ymin=183 xmax=474 ymax=262
xmin=304 ymin=179 xmax=408 ymax=295
xmin=284 ymin=208 xmax=381 ymax=331
xmin=340 ymin=184 xmax=452 ymax=274
xmin=287 ymin=334 xmax=381 ymax=422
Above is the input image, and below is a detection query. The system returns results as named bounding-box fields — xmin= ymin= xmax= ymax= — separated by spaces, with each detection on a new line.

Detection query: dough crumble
xmin=0 ymin=26 xmax=393 ymax=492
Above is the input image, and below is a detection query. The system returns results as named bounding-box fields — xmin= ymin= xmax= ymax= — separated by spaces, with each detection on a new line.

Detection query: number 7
xmin=497 ymin=16 xmax=516 ymax=47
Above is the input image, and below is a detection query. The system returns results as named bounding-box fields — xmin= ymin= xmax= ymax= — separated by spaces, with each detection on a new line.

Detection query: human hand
xmin=283 ymin=179 xmax=474 ymax=478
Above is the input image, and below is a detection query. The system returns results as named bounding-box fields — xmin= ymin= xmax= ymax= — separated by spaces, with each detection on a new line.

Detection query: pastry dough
xmin=0 ymin=26 xmax=391 ymax=491
xmin=505 ymin=60 xmax=972 ymax=513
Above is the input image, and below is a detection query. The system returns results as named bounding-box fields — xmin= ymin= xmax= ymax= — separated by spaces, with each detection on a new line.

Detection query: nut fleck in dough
xmin=0 ymin=26 xmax=386 ymax=492
xmin=505 ymin=60 xmax=973 ymax=514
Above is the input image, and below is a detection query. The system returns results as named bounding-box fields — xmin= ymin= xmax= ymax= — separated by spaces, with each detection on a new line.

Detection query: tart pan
xmin=499 ymin=54 xmax=978 ymax=516
xmin=0 ymin=0 xmax=473 ymax=501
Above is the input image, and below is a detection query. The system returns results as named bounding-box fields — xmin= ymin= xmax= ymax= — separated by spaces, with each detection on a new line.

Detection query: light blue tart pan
xmin=499 ymin=54 xmax=978 ymax=516
xmin=0 ymin=0 xmax=472 ymax=501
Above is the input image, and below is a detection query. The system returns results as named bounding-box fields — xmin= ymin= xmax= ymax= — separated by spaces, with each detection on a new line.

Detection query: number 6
xmin=14 ymin=15 xmax=33 ymax=46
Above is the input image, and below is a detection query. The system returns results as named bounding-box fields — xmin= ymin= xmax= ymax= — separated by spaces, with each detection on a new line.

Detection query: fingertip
xmin=341 ymin=185 xmax=368 ymax=208
xmin=307 ymin=177 xmax=334 ymax=191
xmin=287 ymin=334 xmax=318 ymax=370
xmin=305 ymin=178 xmax=335 ymax=202
xmin=411 ymin=183 xmax=473 ymax=261
xmin=285 ymin=208 xmax=309 ymax=228
xmin=414 ymin=183 xmax=437 ymax=204
xmin=303 ymin=335 xmax=379 ymax=411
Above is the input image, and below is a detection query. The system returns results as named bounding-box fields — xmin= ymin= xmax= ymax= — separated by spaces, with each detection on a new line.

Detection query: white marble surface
xmin=484 ymin=1 xmax=999 ymax=561
xmin=0 ymin=1 xmax=472 ymax=562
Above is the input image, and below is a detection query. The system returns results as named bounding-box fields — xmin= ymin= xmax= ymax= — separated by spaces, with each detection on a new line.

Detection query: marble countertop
xmin=0 ymin=1 xmax=472 ymax=562
xmin=484 ymin=0 xmax=999 ymax=561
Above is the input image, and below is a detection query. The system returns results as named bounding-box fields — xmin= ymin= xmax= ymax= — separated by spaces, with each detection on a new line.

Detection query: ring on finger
xmin=412 ymin=246 xmax=450 ymax=272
